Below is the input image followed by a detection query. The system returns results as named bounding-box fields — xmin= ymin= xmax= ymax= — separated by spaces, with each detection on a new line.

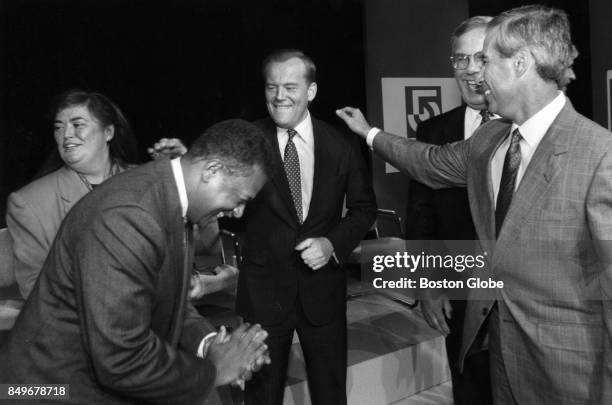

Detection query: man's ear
xmin=514 ymin=48 xmax=532 ymax=78
xmin=307 ymin=81 xmax=317 ymax=102
xmin=201 ymin=159 xmax=224 ymax=182
xmin=104 ymin=125 xmax=115 ymax=142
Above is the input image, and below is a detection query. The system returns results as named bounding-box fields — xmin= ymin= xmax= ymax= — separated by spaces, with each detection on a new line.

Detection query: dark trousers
xmin=244 ymin=300 xmax=347 ymax=405
xmin=447 ymin=299 xmax=493 ymax=405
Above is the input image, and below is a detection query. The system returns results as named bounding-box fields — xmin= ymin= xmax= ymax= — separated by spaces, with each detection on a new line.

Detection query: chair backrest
xmin=220 ymin=229 xmax=242 ymax=267
xmin=0 ymin=228 xmax=16 ymax=287
xmin=372 ymin=209 xmax=404 ymax=239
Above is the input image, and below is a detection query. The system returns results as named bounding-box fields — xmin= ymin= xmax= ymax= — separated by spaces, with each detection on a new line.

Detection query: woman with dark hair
xmin=6 ymin=89 xmax=232 ymax=303
xmin=35 ymin=89 xmax=140 ymax=180
xmin=7 ymin=90 xmax=163 ymax=298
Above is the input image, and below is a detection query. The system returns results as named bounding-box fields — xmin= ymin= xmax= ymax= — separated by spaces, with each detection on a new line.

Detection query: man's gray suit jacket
xmin=372 ymin=101 xmax=612 ymax=405
xmin=0 ymin=159 xmax=216 ymax=404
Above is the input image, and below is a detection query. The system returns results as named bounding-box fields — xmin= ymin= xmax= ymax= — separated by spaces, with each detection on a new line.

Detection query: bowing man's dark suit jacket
xmin=236 ymin=117 xmax=377 ymax=326
xmin=0 ymin=159 xmax=216 ymax=404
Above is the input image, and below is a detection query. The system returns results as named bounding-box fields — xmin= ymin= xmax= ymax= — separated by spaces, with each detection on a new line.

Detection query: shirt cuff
xmin=197 ymin=332 xmax=218 ymax=358
xmin=366 ymin=127 xmax=381 ymax=148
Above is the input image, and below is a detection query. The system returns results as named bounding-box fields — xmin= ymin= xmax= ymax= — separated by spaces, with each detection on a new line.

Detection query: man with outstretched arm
xmin=337 ymin=6 xmax=612 ymax=404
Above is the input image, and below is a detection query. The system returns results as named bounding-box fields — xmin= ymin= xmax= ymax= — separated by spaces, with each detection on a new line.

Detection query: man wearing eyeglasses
xmin=404 ymin=16 xmax=493 ymax=405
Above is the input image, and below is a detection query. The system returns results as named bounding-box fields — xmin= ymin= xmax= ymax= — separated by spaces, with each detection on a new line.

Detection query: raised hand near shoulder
xmin=147 ymin=138 xmax=188 ymax=160
xmin=336 ymin=107 xmax=372 ymax=138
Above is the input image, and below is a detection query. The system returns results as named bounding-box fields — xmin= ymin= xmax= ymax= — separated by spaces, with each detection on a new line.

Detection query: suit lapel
xmin=497 ymin=104 xmax=573 ymax=240
xmin=168 ymin=212 xmax=187 ymax=347
xmin=470 ymin=121 xmax=511 ymax=244
xmin=262 ymin=119 xmax=301 ymax=227
xmin=57 ymin=165 xmax=90 ymax=216
xmin=304 ymin=118 xmax=329 ymax=228
xmin=155 ymin=160 xmax=192 ymax=346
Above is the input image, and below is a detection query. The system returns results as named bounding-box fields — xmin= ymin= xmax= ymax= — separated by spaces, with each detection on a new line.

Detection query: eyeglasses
xmin=450 ymin=52 xmax=485 ymax=70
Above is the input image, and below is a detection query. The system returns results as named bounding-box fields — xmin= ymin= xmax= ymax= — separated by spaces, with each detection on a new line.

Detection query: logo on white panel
xmin=381 ymin=78 xmax=462 ymax=173
xmin=405 ymin=87 xmax=442 ymax=137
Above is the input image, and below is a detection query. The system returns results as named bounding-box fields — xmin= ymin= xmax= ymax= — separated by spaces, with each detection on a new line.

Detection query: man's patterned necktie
xmin=284 ymin=128 xmax=303 ymax=223
xmin=495 ymin=128 xmax=522 ymax=237
xmin=480 ymin=109 xmax=492 ymax=125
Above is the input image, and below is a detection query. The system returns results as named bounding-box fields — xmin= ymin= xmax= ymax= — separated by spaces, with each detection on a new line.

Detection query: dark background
xmin=0 ymin=0 xmax=593 ymax=226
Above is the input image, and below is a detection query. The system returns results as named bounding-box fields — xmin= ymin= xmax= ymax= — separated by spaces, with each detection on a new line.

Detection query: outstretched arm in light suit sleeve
xmin=76 ymin=205 xmax=216 ymax=404
xmin=337 ymin=106 xmax=469 ymax=190
xmin=585 ymin=145 xmax=612 ymax=404
xmin=371 ymin=131 xmax=469 ymax=190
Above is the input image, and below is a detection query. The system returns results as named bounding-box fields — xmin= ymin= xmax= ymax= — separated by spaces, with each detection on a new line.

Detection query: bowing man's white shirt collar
xmin=170 ymin=157 xmax=188 ymax=219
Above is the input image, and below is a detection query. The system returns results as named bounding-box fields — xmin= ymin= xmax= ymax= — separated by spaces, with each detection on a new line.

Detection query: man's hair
xmin=186 ymin=119 xmax=275 ymax=178
xmin=488 ymin=5 xmax=578 ymax=90
xmin=451 ymin=15 xmax=492 ymax=52
xmin=261 ymin=48 xmax=316 ymax=83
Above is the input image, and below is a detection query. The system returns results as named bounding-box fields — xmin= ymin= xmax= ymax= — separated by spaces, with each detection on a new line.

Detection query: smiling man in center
xmin=236 ymin=49 xmax=377 ymax=405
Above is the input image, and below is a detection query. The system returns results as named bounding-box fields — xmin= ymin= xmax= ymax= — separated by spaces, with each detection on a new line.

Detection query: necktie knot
xmin=479 ymin=109 xmax=492 ymax=124
xmin=506 ymin=129 xmax=523 ymax=170
xmin=287 ymin=128 xmax=298 ymax=141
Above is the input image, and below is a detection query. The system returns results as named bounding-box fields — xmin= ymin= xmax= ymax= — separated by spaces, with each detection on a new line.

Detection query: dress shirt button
xmin=481 ymin=307 xmax=489 ymax=316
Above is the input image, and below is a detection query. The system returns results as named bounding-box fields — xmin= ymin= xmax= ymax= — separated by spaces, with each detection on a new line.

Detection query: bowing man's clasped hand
xmin=207 ymin=323 xmax=271 ymax=389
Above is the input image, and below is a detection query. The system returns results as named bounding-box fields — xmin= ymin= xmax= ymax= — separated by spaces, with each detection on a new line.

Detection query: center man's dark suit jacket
xmin=0 ymin=160 xmax=217 ymax=404
xmin=404 ymin=105 xmax=490 ymax=404
xmin=236 ymin=117 xmax=377 ymax=326
xmin=404 ymin=105 xmax=475 ymax=362
xmin=405 ymin=105 xmax=476 ymax=241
